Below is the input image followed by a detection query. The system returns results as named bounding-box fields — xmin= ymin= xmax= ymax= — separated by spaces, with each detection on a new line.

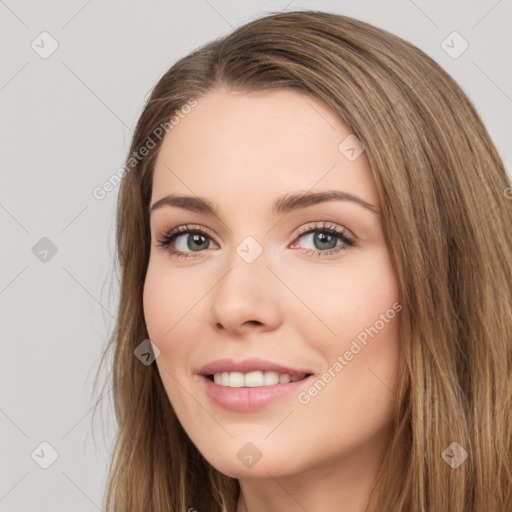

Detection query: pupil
xmin=315 ymin=232 xmax=336 ymax=250
xmin=188 ymin=233 xmax=208 ymax=251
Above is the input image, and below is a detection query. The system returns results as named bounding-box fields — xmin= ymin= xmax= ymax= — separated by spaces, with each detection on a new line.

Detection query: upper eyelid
xmin=162 ymin=222 xmax=353 ymax=246
xmin=295 ymin=222 xmax=352 ymax=236
xmin=164 ymin=221 xmax=346 ymax=237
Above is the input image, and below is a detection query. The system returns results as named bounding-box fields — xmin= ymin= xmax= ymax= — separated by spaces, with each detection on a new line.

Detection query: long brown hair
xmin=94 ymin=9 xmax=512 ymax=511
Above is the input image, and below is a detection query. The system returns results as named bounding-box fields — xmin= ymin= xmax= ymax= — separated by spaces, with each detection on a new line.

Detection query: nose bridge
xmin=208 ymin=236 xmax=282 ymax=332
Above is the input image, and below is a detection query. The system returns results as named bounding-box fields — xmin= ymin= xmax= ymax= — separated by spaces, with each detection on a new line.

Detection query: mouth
xmin=200 ymin=371 xmax=315 ymax=411
xmin=197 ymin=357 xmax=315 ymax=410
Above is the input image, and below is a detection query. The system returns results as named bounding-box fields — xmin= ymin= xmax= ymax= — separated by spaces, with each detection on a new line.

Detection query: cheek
xmin=142 ymin=262 xmax=206 ymax=390
xmin=142 ymin=262 xmax=196 ymax=342
xmin=296 ymin=313 xmax=401 ymax=457
xmin=143 ymin=268 xmax=192 ymax=409
xmin=297 ymin=250 xmax=402 ymax=406
xmin=288 ymin=250 xmax=400 ymax=341
xmin=142 ymin=273 xmax=169 ymax=342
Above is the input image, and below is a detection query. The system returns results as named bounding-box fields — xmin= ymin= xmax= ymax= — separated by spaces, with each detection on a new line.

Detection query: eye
xmin=156 ymin=221 xmax=356 ymax=260
xmin=290 ymin=222 xmax=355 ymax=257
xmin=156 ymin=224 xmax=218 ymax=260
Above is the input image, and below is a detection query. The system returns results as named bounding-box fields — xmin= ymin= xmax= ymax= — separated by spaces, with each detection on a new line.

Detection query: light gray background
xmin=1 ymin=1 xmax=510 ymax=510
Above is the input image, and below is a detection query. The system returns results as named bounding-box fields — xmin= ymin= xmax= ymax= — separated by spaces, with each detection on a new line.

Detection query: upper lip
xmin=198 ymin=357 xmax=313 ymax=376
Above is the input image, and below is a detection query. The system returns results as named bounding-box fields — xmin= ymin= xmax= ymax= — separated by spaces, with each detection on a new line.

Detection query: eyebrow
xmin=149 ymin=190 xmax=381 ymax=217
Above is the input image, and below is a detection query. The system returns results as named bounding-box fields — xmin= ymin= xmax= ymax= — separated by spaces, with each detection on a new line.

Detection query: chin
xmin=197 ymin=441 xmax=309 ymax=480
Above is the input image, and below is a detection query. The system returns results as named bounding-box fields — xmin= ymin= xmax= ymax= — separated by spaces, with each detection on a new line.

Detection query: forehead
xmin=152 ymin=88 xmax=379 ymax=210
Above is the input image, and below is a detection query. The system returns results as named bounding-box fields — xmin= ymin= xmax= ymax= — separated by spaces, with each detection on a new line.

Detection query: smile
xmin=200 ymin=373 xmax=314 ymax=411
xmin=211 ymin=370 xmax=309 ymax=387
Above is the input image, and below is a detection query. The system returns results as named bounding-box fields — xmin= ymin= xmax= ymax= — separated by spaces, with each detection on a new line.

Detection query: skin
xmin=143 ymin=88 xmax=402 ymax=512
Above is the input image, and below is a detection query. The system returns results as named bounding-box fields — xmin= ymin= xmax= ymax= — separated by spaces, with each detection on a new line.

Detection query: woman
xmin=96 ymin=10 xmax=512 ymax=512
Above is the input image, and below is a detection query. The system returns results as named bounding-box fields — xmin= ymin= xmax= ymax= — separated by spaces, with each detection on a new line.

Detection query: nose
xmin=208 ymin=248 xmax=283 ymax=335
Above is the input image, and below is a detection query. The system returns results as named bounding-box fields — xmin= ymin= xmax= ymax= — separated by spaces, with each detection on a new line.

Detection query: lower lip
xmin=200 ymin=375 xmax=313 ymax=411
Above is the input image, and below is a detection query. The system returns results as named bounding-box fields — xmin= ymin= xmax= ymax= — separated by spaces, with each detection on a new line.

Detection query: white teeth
xmin=211 ymin=371 xmax=307 ymax=387
xmin=245 ymin=371 xmax=265 ymax=387
xmin=263 ymin=371 xmax=279 ymax=386
xmin=229 ymin=372 xmax=245 ymax=387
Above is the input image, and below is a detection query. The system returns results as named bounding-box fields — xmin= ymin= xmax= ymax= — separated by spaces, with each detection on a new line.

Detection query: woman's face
xmin=143 ymin=88 xmax=402 ymax=482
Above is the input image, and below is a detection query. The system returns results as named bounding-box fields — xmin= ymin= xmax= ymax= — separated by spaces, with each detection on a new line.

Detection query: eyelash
xmin=156 ymin=222 xmax=356 ymax=260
